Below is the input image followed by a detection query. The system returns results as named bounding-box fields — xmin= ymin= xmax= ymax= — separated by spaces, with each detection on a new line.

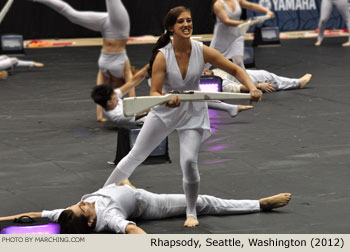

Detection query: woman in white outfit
xmin=0 ymin=181 xmax=292 ymax=234
xmin=29 ymin=0 xmax=135 ymax=121
xmin=0 ymin=55 xmax=44 ymax=79
xmin=204 ymin=68 xmax=312 ymax=93
xmin=210 ymin=0 xmax=274 ymax=69
xmin=103 ymin=6 xmax=262 ymax=228
xmin=315 ymin=0 xmax=350 ymax=47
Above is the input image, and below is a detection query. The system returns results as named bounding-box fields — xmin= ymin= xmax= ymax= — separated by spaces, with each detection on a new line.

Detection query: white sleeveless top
xmin=149 ymin=39 xmax=211 ymax=141
xmin=210 ymin=0 xmax=244 ymax=58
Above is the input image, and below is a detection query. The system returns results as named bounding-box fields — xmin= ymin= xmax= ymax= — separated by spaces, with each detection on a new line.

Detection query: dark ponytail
xmin=211 ymin=0 xmax=218 ymax=24
xmin=148 ymin=31 xmax=171 ymax=76
xmin=148 ymin=6 xmax=191 ymax=77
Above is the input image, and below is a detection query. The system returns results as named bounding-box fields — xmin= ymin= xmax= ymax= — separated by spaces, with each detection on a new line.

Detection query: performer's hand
xmin=249 ymin=89 xmax=262 ymax=104
xmin=166 ymin=95 xmax=181 ymax=108
xmin=257 ymin=83 xmax=275 ymax=93
xmin=267 ymin=11 xmax=275 ymax=19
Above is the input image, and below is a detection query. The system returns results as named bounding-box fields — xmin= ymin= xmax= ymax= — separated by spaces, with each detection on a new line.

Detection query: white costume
xmin=212 ymin=68 xmax=300 ymax=92
xmin=42 ymin=184 xmax=260 ymax=234
xmin=103 ymin=39 xmax=210 ymax=219
xmin=317 ymin=0 xmax=350 ymax=43
xmin=32 ymin=0 xmax=130 ymax=78
xmin=210 ymin=0 xmax=244 ymax=68
xmin=0 ymin=55 xmax=37 ymax=70
xmin=104 ymin=88 xmax=145 ymax=127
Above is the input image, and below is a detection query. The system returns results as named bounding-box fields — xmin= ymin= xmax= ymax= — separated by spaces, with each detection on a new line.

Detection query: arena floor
xmin=1 ymin=36 xmax=350 ymax=234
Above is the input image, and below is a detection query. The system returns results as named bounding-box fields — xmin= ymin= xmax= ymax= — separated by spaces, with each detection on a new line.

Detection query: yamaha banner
xmin=247 ymin=0 xmax=347 ymax=31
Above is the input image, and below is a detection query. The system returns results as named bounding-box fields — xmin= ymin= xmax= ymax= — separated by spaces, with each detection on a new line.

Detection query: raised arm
xmin=239 ymin=0 xmax=275 ymax=18
xmin=213 ymin=0 xmax=244 ymax=26
xmin=203 ymin=45 xmax=262 ymax=102
xmin=119 ymin=64 xmax=149 ymax=97
xmin=96 ymin=70 xmax=107 ymax=122
xmin=0 ymin=212 xmax=42 ymax=221
xmin=123 ymin=60 xmax=136 ymax=97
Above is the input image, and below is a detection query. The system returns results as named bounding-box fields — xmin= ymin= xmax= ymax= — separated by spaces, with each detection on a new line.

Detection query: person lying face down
xmin=203 ymin=68 xmax=312 ymax=93
xmin=0 ymin=180 xmax=292 ymax=234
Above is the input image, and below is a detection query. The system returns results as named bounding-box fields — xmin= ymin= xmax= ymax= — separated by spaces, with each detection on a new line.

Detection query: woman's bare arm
xmin=0 ymin=212 xmax=42 ymax=221
xmin=213 ymin=1 xmax=244 ymax=26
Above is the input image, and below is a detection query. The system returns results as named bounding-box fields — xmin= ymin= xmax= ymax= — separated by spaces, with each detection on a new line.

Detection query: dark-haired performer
xmin=102 ymin=6 xmax=262 ymax=228
xmin=0 ymin=182 xmax=291 ymax=234
xmin=28 ymin=0 xmax=135 ymax=121
xmin=91 ymin=64 xmax=150 ymax=126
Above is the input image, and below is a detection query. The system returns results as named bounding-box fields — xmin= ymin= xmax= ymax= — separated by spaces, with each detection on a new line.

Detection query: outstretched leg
xmin=105 ymin=0 xmax=130 ymax=38
xmin=103 ymin=112 xmax=173 ymax=187
xmin=207 ymin=101 xmax=252 ymax=117
xmin=137 ymin=191 xmax=291 ymax=220
xmin=247 ymin=70 xmax=301 ymax=91
xmin=15 ymin=60 xmax=44 ymax=69
xmin=32 ymin=0 xmax=106 ymax=32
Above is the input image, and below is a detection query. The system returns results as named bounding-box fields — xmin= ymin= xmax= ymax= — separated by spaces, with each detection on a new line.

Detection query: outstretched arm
xmin=119 ymin=64 xmax=149 ymax=97
xmin=203 ymin=45 xmax=262 ymax=103
xmin=123 ymin=60 xmax=136 ymax=97
xmin=239 ymin=0 xmax=275 ymax=17
xmin=0 ymin=212 xmax=42 ymax=221
xmin=125 ymin=224 xmax=147 ymax=234
xmin=96 ymin=70 xmax=107 ymax=122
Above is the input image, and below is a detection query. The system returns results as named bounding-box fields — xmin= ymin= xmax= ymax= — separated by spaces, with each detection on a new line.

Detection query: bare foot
xmin=238 ymin=105 xmax=253 ymax=112
xmin=97 ymin=118 xmax=108 ymax=123
xmin=0 ymin=71 xmax=8 ymax=80
xmin=184 ymin=216 xmax=199 ymax=227
xmin=315 ymin=40 xmax=322 ymax=46
xmin=28 ymin=62 xmax=44 ymax=70
xmin=34 ymin=62 xmax=44 ymax=67
xmin=342 ymin=42 xmax=350 ymax=47
xmin=299 ymin=74 xmax=312 ymax=89
xmin=259 ymin=193 xmax=292 ymax=211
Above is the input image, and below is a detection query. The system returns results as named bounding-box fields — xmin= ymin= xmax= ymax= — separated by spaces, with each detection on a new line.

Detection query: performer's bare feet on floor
xmin=299 ymin=74 xmax=312 ymax=89
xmin=315 ymin=40 xmax=322 ymax=46
xmin=184 ymin=216 xmax=199 ymax=227
xmin=237 ymin=105 xmax=253 ymax=112
xmin=28 ymin=62 xmax=45 ymax=70
xmin=342 ymin=42 xmax=350 ymax=47
xmin=259 ymin=193 xmax=292 ymax=211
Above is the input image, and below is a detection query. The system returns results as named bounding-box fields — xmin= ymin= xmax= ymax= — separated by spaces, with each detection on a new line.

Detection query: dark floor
xmin=1 ymin=37 xmax=350 ymax=234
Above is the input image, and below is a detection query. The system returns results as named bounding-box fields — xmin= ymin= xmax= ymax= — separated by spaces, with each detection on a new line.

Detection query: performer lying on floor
xmin=0 ymin=179 xmax=291 ymax=234
xmin=203 ymin=68 xmax=312 ymax=93
xmin=0 ymin=55 xmax=44 ymax=79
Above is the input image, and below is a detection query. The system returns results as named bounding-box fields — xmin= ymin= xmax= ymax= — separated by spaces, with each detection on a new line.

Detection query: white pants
xmin=318 ymin=0 xmax=350 ymax=42
xmin=104 ymin=112 xmax=203 ymax=218
xmin=0 ymin=55 xmax=35 ymax=70
xmin=33 ymin=0 xmax=129 ymax=37
xmin=135 ymin=188 xmax=260 ymax=220
xmin=247 ymin=70 xmax=300 ymax=90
